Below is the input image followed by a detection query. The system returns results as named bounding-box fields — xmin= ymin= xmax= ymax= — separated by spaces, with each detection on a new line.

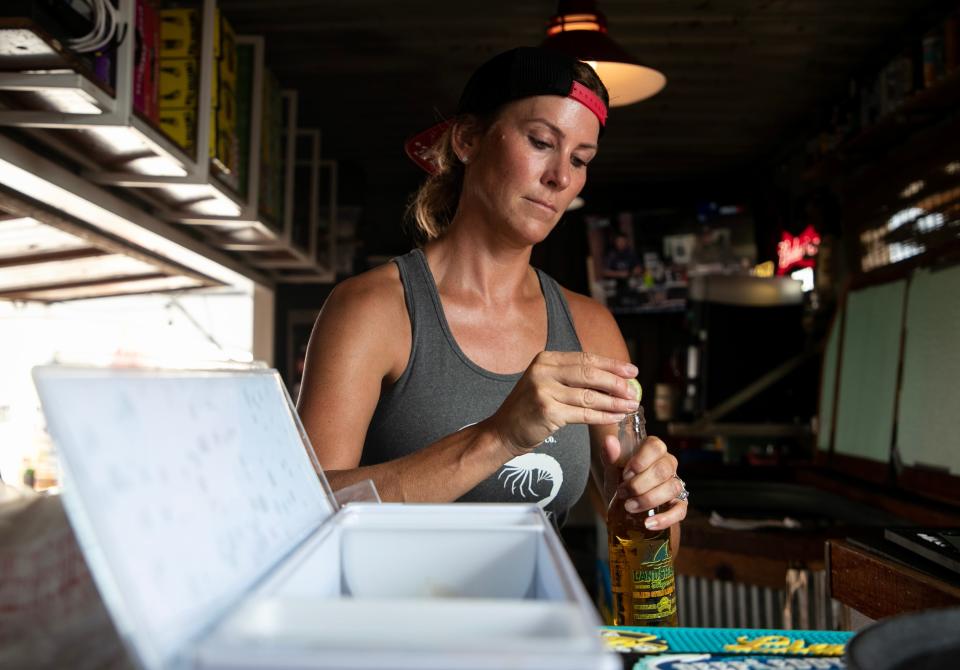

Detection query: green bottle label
xmin=630 ymin=557 xmax=676 ymax=621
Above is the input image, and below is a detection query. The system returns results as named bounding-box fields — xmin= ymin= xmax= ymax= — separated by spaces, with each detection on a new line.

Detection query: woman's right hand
xmin=484 ymin=351 xmax=640 ymax=458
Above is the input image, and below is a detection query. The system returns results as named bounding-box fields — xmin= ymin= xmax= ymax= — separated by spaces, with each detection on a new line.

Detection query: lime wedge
xmin=627 ymin=378 xmax=642 ymax=403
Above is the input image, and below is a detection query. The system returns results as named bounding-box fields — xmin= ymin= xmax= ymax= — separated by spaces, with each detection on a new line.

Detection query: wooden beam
xmin=0 ymin=272 xmax=171 ymax=296
xmin=0 ymin=247 xmax=105 ymax=268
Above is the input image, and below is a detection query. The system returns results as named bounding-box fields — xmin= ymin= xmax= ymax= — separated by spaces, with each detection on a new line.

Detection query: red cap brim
xmin=404 ymin=119 xmax=453 ymax=175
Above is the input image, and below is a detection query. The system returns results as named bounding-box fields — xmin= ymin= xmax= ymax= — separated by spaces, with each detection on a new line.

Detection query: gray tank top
xmin=362 ymin=248 xmax=591 ymax=524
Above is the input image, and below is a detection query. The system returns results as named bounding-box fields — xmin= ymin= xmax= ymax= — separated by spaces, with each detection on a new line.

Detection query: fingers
xmin=550 ymin=383 xmax=639 ymax=415
xmin=536 ymin=351 xmax=637 ymax=397
xmin=601 ymin=433 xmax=620 ymax=466
xmin=644 ymin=498 xmax=688 ymax=531
xmin=550 ymin=402 xmax=626 ymax=427
xmin=493 ymin=351 xmax=637 ymax=453
xmin=616 ymin=435 xmax=679 ymax=511
xmin=621 ymin=437 xmax=672 ymax=483
xmin=618 ymin=463 xmax=682 ymax=512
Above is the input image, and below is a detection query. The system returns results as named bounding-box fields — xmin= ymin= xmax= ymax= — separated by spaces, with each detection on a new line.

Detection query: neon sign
xmin=777 ymin=225 xmax=821 ymax=275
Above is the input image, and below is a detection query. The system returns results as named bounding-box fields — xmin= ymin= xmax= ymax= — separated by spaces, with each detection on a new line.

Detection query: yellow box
xmin=158 ymin=58 xmax=198 ymax=109
xmin=217 ymin=83 xmax=237 ymax=132
xmin=218 ymin=16 xmax=237 ymax=87
xmin=160 ymin=8 xmax=199 ymax=59
xmin=209 ymin=56 xmax=220 ymax=106
xmin=159 ymin=107 xmax=196 ymax=152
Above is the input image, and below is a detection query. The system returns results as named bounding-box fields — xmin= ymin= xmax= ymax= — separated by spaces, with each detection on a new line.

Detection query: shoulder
xmin=321 ymin=260 xmax=405 ymax=324
xmin=559 ymin=286 xmax=627 ymax=359
xmin=307 ymin=259 xmax=410 ymax=382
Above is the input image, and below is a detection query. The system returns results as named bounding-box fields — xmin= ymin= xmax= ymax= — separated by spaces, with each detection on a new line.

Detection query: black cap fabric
xmin=405 ymin=46 xmax=607 ymax=173
xmin=456 ymin=47 xmax=582 ymax=116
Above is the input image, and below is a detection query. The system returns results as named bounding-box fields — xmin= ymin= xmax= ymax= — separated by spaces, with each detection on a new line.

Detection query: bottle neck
xmin=618 ymin=407 xmax=646 ymax=463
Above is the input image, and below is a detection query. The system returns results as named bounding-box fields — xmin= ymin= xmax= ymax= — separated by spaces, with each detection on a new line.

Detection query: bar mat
xmin=626 ymin=655 xmax=846 ymax=669
xmin=600 ymin=626 xmax=853 ymax=656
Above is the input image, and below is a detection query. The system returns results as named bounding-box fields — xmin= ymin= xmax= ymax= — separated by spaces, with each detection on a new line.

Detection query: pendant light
xmin=541 ymin=0 xmax=666 ymax=106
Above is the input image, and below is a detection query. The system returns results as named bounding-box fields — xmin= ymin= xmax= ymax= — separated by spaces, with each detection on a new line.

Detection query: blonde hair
xmin=406 ymin=61 xmax=608 ymax=245
xmin=405 ymin=125 xmax=464 ymax=244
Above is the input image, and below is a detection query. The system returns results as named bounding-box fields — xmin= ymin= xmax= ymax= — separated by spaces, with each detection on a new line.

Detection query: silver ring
xmin=673 ymin=474 xmax=690 ymax=502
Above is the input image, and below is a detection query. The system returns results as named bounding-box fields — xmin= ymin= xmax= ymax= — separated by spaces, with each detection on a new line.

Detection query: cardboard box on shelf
xmin=134 ymin=0 xmax=161 ymax=120
xmin=158 ymin=58 xmax=198 ymax=109
xmin=211 ymin=6 xmax=221 ymax=58
xmin=93 ymin=48 xmax=113 ymax=90
xmin=160 ymin=8 xmax=199 ymax=59
xmin=235 ymin=43 xmax=254 ymax=197
xmin=258 ymin=69 xmax=284 ymax=225
xmin=216 ymin=83 xmax=237 ymax=132
xmin=218 ymin=16 xmax=237 ymax=87
xmin=145 ymin=0 xmax=160 ymax=120
xmin=207 ymin=54 xmax=220 ymax=108
xmin=159 ymin=106 xmax=196 ymax=152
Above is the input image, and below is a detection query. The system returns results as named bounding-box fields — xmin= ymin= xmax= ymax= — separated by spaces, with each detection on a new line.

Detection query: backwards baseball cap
xmin=405 ymin=47 xmax=608 ymax=174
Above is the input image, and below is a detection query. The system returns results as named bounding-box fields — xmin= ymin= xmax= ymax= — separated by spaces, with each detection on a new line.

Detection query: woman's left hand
xmin=603 ymin=434 xmax=687 ymax=531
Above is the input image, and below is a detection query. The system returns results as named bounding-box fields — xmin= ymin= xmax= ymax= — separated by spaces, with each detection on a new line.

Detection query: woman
xmin=297 ymin=47 xmax=687 ymax=545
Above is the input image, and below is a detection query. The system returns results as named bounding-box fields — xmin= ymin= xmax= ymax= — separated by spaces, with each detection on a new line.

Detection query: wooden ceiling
xmin=218 ymin=0 xmax=949 ymax=191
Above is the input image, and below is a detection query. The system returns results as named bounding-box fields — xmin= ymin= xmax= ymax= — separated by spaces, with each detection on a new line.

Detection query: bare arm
xmin=563 ymin=289 xmax=684 ymax=556
xmin=297 ymin=266 xmax=640 ymax=503
xmin=296 ymin=266 xmax=505 ymax=501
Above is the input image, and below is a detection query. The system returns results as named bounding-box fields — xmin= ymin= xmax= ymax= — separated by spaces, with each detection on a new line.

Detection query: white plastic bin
xmin=32 ymin=367 xmax=616 ymax=670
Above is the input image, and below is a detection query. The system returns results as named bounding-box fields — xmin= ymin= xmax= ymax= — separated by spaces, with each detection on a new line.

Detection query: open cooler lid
xmin=32 ymin=366 xmax=338 ymax=670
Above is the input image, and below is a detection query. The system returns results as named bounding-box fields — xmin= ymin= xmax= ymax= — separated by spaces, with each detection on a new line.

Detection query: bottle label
xmin=630 ymin=557 xmax=676 ymax=620
xmin=609 ymin=533 xmax=677 ymax=625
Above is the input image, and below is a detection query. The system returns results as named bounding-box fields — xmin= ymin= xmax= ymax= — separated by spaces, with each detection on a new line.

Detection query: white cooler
xmin=33 ymin=366 xmax=617 ymax=670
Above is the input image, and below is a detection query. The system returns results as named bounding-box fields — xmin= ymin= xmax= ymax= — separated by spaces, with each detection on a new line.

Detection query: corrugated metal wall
xmin=677 ymin=569 xmax=839 ymax=630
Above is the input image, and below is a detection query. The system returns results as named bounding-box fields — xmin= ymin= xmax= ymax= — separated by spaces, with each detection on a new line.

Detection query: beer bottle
xmin=607 ymin=405 xmax=679 ymax=626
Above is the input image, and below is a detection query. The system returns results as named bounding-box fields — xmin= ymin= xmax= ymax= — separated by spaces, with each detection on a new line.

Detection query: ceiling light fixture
xmin=541 ymin=0 xmax=666 ymax=107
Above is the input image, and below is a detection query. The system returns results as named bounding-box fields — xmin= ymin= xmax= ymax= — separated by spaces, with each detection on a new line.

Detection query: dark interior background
xmin=220 ymin=0 xmax=956 ymax=257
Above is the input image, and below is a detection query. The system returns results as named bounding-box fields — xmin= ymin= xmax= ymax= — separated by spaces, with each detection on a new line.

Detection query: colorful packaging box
xmin=160 ymin=8 xmax=199 ymax=59
xmin=259 ymin=69 xmax=284 ymax=227
xmin=219 ymin=16 xmax=237 ymax=89
xmin=216 ymin=82 xmax=237 ymax=132
xmin=158 ymin=106 xmax=196 ymax=152
xmin=159 ymin=58 xmax=198 ymax=109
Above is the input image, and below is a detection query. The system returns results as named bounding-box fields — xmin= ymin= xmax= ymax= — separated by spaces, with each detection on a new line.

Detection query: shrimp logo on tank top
xmin=459 ymin=423 xmax=564 ymax=513
xmin=497 ymin=452 xmax=564 ymax=512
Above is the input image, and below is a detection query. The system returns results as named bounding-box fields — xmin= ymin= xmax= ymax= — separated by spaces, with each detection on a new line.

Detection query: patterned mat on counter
xmin=600 ymin=626 xmax=854 ymax=669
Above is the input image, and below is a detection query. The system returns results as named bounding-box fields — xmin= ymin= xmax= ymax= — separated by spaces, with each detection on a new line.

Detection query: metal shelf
xmin=0 ymin=1 xmax=242 ymax=223
xmin=0 ymin=195 xmax=220 ymax=303
xmin=0 ymin=71 xmax=115 ymax=114
xmin=188 ymin=81 xmax=337 ymax=282
xmin=241 ymin=129 xmax=334 ymax=279
xmin=0 ymin=0 xmax=342 ymax=294
xmin=0 ymin=132 xmax=269 ymax=300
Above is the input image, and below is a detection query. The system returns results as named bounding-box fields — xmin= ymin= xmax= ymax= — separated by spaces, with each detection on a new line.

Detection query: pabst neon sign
xmin=777 ymin=225 xmax=821 ymax=275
